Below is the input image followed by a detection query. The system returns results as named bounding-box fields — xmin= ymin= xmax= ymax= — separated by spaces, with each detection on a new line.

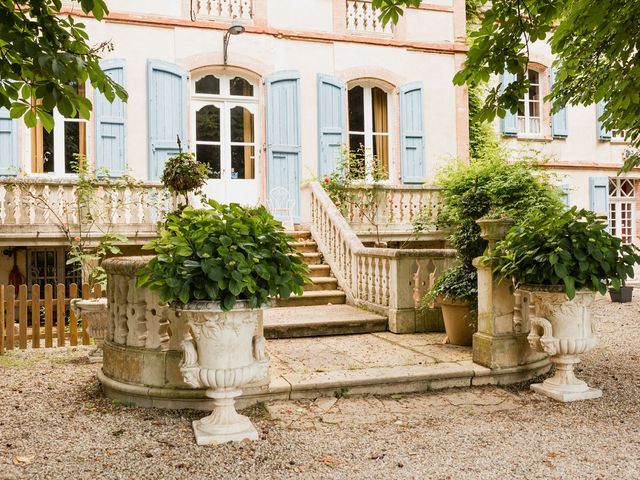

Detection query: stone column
xmin=472 ymin=219 xmax=544 ymax=369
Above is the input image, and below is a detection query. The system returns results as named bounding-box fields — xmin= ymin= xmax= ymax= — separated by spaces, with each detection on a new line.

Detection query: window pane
xmin=528 ymin=69 xmax=539 ymax=84
xmin=529 ymin=100 xmax=540 ymax=117
xmin=371 ymin=87 xmax=388 ymax=134
xmin=196 ymin=105 xmax=220 ymax=142
xmin=231 ymin=145 xmax=255 ymax=180
xmin=64 ymin=83 xmax=86 ymax=119
xmin=43 ymin=128 xmax=55 ymax=173
xmin=64 ymin=122 xmax=86 ymax=173
xmin=372 ymin=135 xmax=389 ymax=179
xmin=517 ymin=101 xmax=525 ymax=117
xmin=196 ymin=144 xmax=221 ymax=179
xmin=195 ymin=75 xmax=220 ymax=94
xmin=348 ymin=134 xmax=366 ymax=179
xmin=230 ymin=77 xmax=254 ymax=96
xmin=230 ymin=106 xmax=254 ymax=143
xmin=348 ymin=86 xmax=365 ymax=132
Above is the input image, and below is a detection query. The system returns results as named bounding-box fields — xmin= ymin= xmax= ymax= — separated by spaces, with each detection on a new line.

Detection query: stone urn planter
xmin=71 ymin=297 xmax=108 ymax=363
xmin=437 ymin=297 xmax=474 ymax=346
xmin=524 ymin=286 xmax=601 ymax=402
xmin=178 ymin=301 xmax=269 ymax=445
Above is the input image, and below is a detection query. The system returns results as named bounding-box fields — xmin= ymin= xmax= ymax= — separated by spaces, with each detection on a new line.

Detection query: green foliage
xmin=425 ymin=263 xmax=478 ymax=304
xmin=0 ymin=0 xmax=128 ymax=131
xmin=321 ymin=147 xmax=388 ymax=245
xmin=376 ymin=0 xmax=640 ymax=170
xmin=160 ymin=152 xmax=210 ymax=199
xmin=433 ymin=154 xmax=564 ymax=229
xmin=421 ymin=153 xmax=562 ymax=305
xmin=137 ymin=200 xmax=310 ymax=310
xmin=487 ymin=207 xmax=640 ymax=299
xmin=468 ymin=83 xmax=500 ymax=161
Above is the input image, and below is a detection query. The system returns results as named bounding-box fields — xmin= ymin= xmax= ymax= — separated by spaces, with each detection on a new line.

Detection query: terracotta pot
xmin=178 ymin=300 xmax=269 ymax=445
xmin=438 ymin=297 xmax=475 ymax=346
xmin=522 ymin=286 xmax=601 ymax=402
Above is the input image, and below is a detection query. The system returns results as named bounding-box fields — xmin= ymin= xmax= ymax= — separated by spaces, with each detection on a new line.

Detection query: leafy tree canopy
xmin=0 ymin=0 xmax=127 ymax=131
xmin=373 ymin=0 xmax=640 ymax=171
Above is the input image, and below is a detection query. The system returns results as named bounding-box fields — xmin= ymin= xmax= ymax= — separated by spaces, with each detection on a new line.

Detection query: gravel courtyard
xmin=1 ymin=295 xmax=639 ymax=480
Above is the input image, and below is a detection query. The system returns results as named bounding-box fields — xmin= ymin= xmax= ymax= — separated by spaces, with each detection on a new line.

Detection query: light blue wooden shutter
xmin=266 ymin=71 xmax=302 ymax=222
xmin=596 ymin=101 xmax=611 ymax=140
xmin=550 ymin=68 xmax=568 ymax=138
xmin=0 ymin=107 xmax=18 ymax=176
xmin=317 ymin=74 xmax=345 ymax=178
xmin=589 ymin=177 xmax=609 ymax=216
xmin=500 ymin=71 xmax=518 ymax=136
xmin=147 ymin=60 xmax=188 ymax=180
xmin=400 ymin=82 xmax=426 ymax=184
xmin=95 ymin=59 xmax=127 ymax=177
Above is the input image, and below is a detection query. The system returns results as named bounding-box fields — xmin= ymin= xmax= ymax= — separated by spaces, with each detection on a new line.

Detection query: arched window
xmin=347 ymin=83 xmax=390 ymax=179
xmin=191 ymin=72 xmax=259 ymax=205
xmin=517 ymin=69 xmax=541 ymax=135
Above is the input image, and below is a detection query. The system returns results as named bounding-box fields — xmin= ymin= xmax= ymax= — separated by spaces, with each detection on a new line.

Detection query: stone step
xmin=290 ymin=240 xmax=318 ymax=253
xmin=303 ymin=276 xmax=338 ymax=292
xmin=285 ymin=230 xmax=312 ymax=240
xmin=276 ymin=289 xmax=346 ymax=307
xmin=307 ymin=264 xmax=331 ymax=277
xmin=263 ymin=304 xmax=387 ymax=339
xmin=300 ymin=252 xmax=323 ymax=265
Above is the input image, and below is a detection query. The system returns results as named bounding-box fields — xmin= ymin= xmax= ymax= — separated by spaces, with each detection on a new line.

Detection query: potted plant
xmin=424 ymin=190 xmax=491 ymax=346
xmin=487 ymin=207 xmax=640 ymax=401
xmin=609 ymin=284 xmax=634 ymax=303
xmin=136 ymin=200 xmax=309 ymax=444
xmin=160 ymin=151 xmax=210 ymax=208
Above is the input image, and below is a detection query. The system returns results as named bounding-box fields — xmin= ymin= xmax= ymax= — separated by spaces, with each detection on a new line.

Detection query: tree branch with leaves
xmin=0 ymin=0 xmax=127 ymax=131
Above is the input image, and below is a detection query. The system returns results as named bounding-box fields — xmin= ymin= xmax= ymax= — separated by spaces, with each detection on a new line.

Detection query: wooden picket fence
xmin=0 ymin=283 xmax=102 ymax=354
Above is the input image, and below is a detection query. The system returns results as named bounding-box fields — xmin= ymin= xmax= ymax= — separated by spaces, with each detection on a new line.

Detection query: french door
xmin=192 ymin=99 xmax=259 ymax=205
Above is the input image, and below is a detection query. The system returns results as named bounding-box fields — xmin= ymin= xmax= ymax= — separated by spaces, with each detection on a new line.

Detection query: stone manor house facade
xmin=0 ymin=0 xmax=637 ymax=288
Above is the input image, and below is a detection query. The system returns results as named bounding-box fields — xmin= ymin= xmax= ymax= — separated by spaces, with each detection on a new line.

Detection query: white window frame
xmin=191 ymin=73 xmax=259 ymax=179
xmin=28 ymin=83 xmax=90 ymax=176
xmin=346 ymin=81 xmax=393 ymax=181
xmin=609 ymin=178 xmax=635 ymax=244
xmin=517 ymin=70 xmax=542 ymax=136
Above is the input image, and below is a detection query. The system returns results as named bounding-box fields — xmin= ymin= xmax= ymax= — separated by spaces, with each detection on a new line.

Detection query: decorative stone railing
xmin=0 ymin=177 xmax=169 ymax=243
xmin=346 ymin=0 xmax=393 ymax=35
xmin=196 ymin=0 xmax=253 ymax=21
xmin=305 ymin=181 xmax=456 ymax=333
xmin=342 ymin=184 xmax=444 ymax=239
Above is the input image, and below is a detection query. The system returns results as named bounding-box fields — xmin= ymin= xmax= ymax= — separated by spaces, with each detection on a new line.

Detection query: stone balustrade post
xmin=472 ymin=218 xmax=544 ymax=369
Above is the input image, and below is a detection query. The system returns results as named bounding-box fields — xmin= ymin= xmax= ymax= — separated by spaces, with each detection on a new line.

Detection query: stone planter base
xmin=531 ymin=382 xmax=602 ymax=402
xmin=193 ymin=389 xmax=259 ymax=445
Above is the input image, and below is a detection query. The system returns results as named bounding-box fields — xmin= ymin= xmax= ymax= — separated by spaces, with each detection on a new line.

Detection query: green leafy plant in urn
xmin=137 ymin=200 xmax=309 ymax=444
xmin=487 ymin=207 xmax=640 ymax=402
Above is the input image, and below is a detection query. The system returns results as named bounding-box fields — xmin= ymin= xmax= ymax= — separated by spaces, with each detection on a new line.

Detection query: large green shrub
xmin=440 ymin=157 xmax=562 ymax=228
xmin=137 ymin=200 xmax=309 ymax=310
xmin=487 ymin=207 xmax=640 ymax=298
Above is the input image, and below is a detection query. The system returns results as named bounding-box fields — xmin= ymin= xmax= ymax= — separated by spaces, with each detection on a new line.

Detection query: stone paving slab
xmin=263 ymin=305 xmax=387 ymax=338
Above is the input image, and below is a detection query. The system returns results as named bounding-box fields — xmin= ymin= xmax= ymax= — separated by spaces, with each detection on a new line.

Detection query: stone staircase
xmin=264 ymin=229 xmax=387 ymax=339
xmin=276 ymin=230 xmax=346 ymax=308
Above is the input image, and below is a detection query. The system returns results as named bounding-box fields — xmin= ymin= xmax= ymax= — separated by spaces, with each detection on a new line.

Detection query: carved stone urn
xmin=71 ymin=297 xmax=108 ymax=363
xmin=523 ymin=287 xmax=601 ymax=402
xmin=178 ymin=300 xmax=269 ymax=445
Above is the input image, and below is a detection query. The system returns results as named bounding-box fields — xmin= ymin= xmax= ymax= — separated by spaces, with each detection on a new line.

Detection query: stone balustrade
xmin=346 ymin=0 xmax=393 ymax=35
xmin=306 ymin=181 xmax=456 ymax=333
xmin=0 ymin=177 xmax=169 ymax=244
xmin=196 ymin=0 xmax=253 ymax=21
xmin=342 ymin=184 xmax=444 ymax=240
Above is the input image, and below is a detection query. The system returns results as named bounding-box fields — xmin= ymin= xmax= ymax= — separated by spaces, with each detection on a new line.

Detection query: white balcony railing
xmin=346 ymin=1 xmax=393 ymax=35
xmin=196 ymin=0 xmax=253 ymax=21
xmin=0 ymin=178 xmax=169 ymax=243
